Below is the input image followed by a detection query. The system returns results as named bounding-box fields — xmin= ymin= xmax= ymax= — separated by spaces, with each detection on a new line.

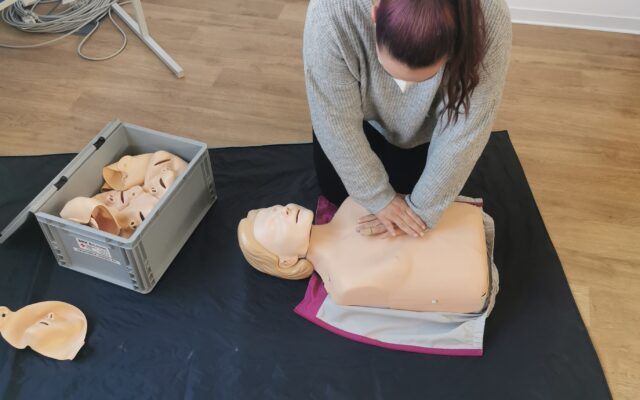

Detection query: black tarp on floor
xmin=0 ymin=132 xmax=611 ymax=399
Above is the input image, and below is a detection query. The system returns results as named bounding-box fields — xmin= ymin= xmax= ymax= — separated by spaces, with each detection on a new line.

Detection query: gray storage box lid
xmin=0 ymin=120 xmax=123 ymax=244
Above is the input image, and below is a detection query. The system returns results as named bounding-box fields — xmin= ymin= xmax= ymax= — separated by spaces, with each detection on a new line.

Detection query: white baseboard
xmin=509 ymin=7 xmax=640 ymax=35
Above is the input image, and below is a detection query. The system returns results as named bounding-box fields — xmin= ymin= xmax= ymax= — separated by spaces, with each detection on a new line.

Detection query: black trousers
xmin=313 ymin=122 xmax=430 ymax=207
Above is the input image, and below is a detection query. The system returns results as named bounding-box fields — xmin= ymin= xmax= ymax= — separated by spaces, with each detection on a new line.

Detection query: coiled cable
xmin=0 ymin=0 xmax=131 ymax=61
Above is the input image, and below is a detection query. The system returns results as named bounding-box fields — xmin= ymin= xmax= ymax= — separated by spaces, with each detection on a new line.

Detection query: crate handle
xmin=93 ymin=137 xmax=106 ymax=150
xmin=54 ymin=176 xmax=68 ymax=190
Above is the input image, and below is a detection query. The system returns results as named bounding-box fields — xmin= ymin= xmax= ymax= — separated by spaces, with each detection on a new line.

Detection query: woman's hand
xmin=356 ymin=194 xmax=426 ymax=238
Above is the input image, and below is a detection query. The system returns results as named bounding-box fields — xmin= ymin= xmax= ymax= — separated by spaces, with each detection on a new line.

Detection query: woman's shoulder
xmin=304 ymin=0 xmax=373 ymax=64
xmin=481 ymin=0 xmax=512 ymax=57
xmin=481 ymin=0 xmax=512 ymax=33
xmin=307 ymin=0 xmax=370 ymax=26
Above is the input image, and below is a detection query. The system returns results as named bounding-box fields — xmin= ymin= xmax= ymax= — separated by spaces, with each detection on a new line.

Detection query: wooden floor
xmin=1 ymin=1 xmax=638 ymax=398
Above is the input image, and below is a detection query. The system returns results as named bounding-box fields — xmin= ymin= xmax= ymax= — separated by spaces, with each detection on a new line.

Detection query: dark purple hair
xmin=375 ymin=0 xmax=487 ymax=123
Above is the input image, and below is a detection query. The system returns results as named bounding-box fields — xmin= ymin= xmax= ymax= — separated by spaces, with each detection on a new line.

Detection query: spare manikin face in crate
xmin=60 ymin=197 xmax=121 ymax=235
xmin=61 ymin=192 xmax=159 ymax=238
xmin=115 ymin=192 xmax=159 ymax=238
xmin=0 ymin=301 xmax=87 ymax=361
xmin=102 ymin=151 xmax=187 ymax=197
xmin=103 ymin=154 xmax=152 ymax=191
xmin=143 ymin=151 xmax=188 ymax=199
xmin=60 ymin=151 xmax=186 ymax=237
xmin=93 ymin=185 xmax=144 ymax=211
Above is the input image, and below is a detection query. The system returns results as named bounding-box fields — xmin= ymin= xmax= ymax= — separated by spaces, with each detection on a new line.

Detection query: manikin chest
xmin=308 ymin=198 xmax=489 ymax=313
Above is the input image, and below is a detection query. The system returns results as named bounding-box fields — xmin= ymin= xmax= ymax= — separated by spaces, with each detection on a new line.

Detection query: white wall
xmin=506 ymin=0 xmax=640 ymax=34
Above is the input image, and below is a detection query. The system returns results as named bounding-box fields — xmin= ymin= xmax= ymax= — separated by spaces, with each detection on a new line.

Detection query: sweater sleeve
xmin=303 ymin=2 xmax=396 ymax=213
xmin=406 ymin=4 xmax=512 ymax=228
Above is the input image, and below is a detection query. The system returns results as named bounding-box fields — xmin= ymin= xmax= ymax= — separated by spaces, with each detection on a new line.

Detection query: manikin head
xmin=143 ymin=151 xmax=188 ymax=199
xmin=371 ymin=0 xmax=487 ymax=121
xmin=237 ymin=204 xmax=315 ymax=280
xmin=0 ymin=301 xmax=87 ymax=361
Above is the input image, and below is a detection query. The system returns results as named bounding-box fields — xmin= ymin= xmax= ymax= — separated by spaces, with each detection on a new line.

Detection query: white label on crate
xmin=73 ymin=238 xmax=121 ymax=265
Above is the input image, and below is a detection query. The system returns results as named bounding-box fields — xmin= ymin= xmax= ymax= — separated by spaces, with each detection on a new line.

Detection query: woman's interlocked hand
xmin=356 ymin=194 xmax=427 ymax=238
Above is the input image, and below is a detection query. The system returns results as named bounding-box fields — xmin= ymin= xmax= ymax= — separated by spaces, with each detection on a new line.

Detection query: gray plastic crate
xmin=0 ymin=120 xmax=217 ymax=293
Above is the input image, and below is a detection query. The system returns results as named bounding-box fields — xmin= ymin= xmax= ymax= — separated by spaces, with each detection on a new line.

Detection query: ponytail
xmin=444 ymin=0 xmax=487 ymax=124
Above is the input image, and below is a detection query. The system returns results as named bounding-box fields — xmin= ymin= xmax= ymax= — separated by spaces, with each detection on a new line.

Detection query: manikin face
xmin=103 ymin=153 xmax=152 ymax=191
xmin=60 ymin=197 xmax=120 ymax=235
xmin=61 ymin=191 xmax=157 ymax=238
xmin=93 ymin=185 xmax=144 ymax=211
xmin=253 ymin=204 xmax=314 ymax=261
xmin=143 ymin=151 xmax=188 ymax=199
xmin=0 ymin=302 xmax=87 ymax=361
xmin=115 ymin=192 xmax=159 ymax=238
xmin=61 ymin=151 xmax=187 ymax=237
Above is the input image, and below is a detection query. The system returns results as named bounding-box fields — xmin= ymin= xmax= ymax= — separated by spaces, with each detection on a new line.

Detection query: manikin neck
xmin=305 ymin=223 xmax=332 ymax=265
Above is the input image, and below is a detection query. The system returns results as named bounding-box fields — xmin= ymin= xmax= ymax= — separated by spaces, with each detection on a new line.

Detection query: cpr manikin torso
xmin=307 ymin=198 xmax=488 ymax=313
xmin=0 ymin=301 xmax=87 ymax=361
xmin=241 ymin=197 xmax=489 ymax=313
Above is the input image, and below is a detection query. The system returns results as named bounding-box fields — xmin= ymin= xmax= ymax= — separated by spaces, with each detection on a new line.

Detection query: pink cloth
xmin=314 ymin=196 xmax=339 ymax=225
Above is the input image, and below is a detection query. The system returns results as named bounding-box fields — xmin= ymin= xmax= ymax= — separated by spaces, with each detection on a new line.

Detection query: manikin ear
xmin=278 ymin=256 xmax=299 ymax=269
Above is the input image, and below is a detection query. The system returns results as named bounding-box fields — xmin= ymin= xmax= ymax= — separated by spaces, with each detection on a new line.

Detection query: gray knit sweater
xmin=303 ymin=0 xmax=512 ymax=228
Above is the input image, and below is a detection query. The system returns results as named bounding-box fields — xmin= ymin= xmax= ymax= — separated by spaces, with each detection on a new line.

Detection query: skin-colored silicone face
xmin=0 ymin=302 xmax=87 ymax=361
xmin=93 ymin=186 xmax=144 ymax=211
xmin=115 ymin=192 xmax=159 ymax=238
xmin=61 ymin=151 xmax=186 ymax=237
xmin=59 ymin=197 xmax=120 ymax=235
xmin=253 ymin=204 xmax=314 ymax=259
xmin=143 ymin=151 xmax=188 ymax=199
xmin=103 ymin=154 xmax=152 ymax=191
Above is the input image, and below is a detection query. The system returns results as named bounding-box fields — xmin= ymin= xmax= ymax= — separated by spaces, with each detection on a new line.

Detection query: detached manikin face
xmin=143 ymin=151 xmax=188 ymax=199
xmin=253 ymin=204 xmax=314 ymax=261
xmin=0 ymin=302 xmax=87 ymax=361
xmin=61 ymin=151 xmax=187 ymax=237
xmin=115 ymin=192 xmax=159 ymax=238
xmin=93 ymin=185 xmax=144 ymax=211
xmin=60 ymin=197 xmax=120 ymax=235
xmin=103 ymin=154 xmax=152 ymax=191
